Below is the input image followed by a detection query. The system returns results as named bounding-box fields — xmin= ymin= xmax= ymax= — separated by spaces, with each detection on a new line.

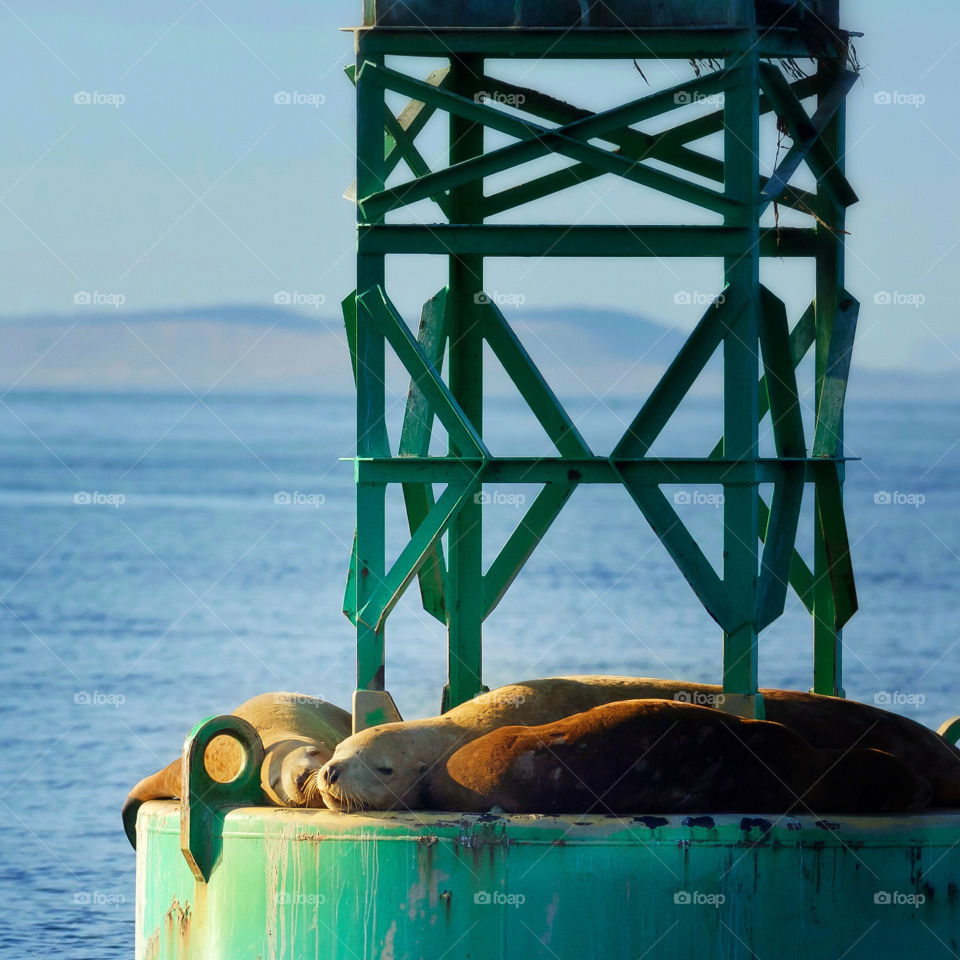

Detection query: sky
xmin=2 ymin=0 xmax=960 ymax=373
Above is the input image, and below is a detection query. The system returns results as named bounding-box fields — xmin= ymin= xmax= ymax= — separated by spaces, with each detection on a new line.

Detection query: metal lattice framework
xmin=343 ymin=26 xmax=859 ymax=726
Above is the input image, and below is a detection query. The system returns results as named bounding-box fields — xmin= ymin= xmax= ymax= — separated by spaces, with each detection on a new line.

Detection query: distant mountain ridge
xmin=0 ymin=303 xmax=954 ymax=401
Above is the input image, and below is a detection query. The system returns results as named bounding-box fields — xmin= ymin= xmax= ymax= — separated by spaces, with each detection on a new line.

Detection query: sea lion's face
xmin=317 ymin=725 xmax=428 ymax=812
xmin=277 ymin=744 xmax=336 ymax=808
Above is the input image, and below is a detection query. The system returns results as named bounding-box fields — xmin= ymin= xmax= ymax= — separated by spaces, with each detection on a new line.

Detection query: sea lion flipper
xmin=122 ymin=757 xmax=182 ymax=848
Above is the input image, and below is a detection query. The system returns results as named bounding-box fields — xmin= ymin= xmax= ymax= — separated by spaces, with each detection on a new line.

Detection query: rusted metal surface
xmin=136 ymin=802 xmax=960 ymax=959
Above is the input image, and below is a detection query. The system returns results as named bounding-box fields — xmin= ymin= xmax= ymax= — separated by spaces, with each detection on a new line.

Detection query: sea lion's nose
xmin=322 ymin=762 xmax=341 ymax=785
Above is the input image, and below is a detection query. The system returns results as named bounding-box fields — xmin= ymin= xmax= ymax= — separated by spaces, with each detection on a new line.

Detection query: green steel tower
xmin=344 ymin=0 xmax=858 ymax=728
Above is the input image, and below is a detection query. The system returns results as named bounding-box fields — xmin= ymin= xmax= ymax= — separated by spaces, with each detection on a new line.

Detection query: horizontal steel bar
xmin=349 ymin=27 xmax=840 ymax=60
xmin=357 ymin=225 xmax=817 ymax=257
xmin=353 ymin=457 xmax=849 ymax=484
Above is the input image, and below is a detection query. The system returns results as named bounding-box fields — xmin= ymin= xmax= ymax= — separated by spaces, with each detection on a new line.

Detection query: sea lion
xmin=443 ymin=700 xmax=933 ymax=815
xmin=317 ymin=676 xmax=960 ymax=812
xmin=123 ymin=692 xmax=351 ymax=846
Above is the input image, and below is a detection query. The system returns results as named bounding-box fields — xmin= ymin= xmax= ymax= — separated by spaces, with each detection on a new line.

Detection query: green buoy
xmin=134 ymin=3 xmax=960 ymax=956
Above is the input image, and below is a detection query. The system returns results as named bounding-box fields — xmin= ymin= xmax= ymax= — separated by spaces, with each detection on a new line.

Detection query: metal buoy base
xmin=136 ymin=803 xmax=960 ymax=959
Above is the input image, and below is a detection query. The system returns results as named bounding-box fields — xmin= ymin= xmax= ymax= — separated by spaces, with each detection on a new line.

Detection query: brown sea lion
xmin=443 ymin=700 xmax=933 ymax=815
xmin=316 ymin=676 xmax=960 ymax=812
xmin=123 ymin=692 xmax=351 ymax=846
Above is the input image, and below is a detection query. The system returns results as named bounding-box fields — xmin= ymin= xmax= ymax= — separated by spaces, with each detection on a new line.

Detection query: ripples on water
xmin=1 ymin=391 xmax=958 ymax=956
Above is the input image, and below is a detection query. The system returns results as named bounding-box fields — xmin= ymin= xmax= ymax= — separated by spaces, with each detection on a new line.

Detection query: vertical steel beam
xmin=355 ymin=39 xmax=388 ymax=704
xmin=443 ymin=54 xmax=486 ymax=712
xmin=721 ymin=55 xmax=763 ymax=718
xmin=813 ymin=55 xmax=847 ymax=698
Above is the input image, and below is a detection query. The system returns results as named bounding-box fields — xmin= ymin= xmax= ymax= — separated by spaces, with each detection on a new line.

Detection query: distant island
xmin=0 ymin=303 xmax=954 ymax=403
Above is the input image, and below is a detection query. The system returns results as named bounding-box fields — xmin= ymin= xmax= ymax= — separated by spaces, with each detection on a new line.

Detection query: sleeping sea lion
xmin=122 ymin=692 xmax=351 ymax=846
xmin=443 ymin=700 xmax=932 ymax=815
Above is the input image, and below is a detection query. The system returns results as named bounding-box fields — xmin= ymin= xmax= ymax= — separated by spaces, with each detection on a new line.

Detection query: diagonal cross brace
xmin=344 ymin=63 xmax=450 ymax=207
xmin=361 ymin=287 xmax=490 ymax=461
xmin=759 ymin=63 xmax=859 ymax=213
xmin=753 ymin=287 xmax=808 ymax=629
xmin=358 ymin=476 xmax=482 ymax=633
xmin=812 ymin=294 xmax=859 ymax=458
xmin=758 ymin=286 xmax=807 ymax=460
xmin=358 ymin=61 xmax=739 ymax=218
xmin=480 ymin=296 xmax=592 ymax=460
xmin=479 ymin=74 xmax=816 ymax=217
xmin=619 ymin=476 xmax=735 ymax=631
xmin=482 ymin=482 xmax=578 ymax=621
xmin=399 ymin=289 xmax=451 ymax=623
xmin=614 ymin=288 xmax=746 ymax=461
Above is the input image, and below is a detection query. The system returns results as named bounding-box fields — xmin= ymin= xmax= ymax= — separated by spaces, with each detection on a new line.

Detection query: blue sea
xmin=1 ymin=390 xmax=959 ymax=957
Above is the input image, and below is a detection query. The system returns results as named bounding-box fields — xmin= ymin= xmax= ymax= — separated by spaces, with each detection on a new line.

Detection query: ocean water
xmin=1 ymin=390 xmax=959 ymax=957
